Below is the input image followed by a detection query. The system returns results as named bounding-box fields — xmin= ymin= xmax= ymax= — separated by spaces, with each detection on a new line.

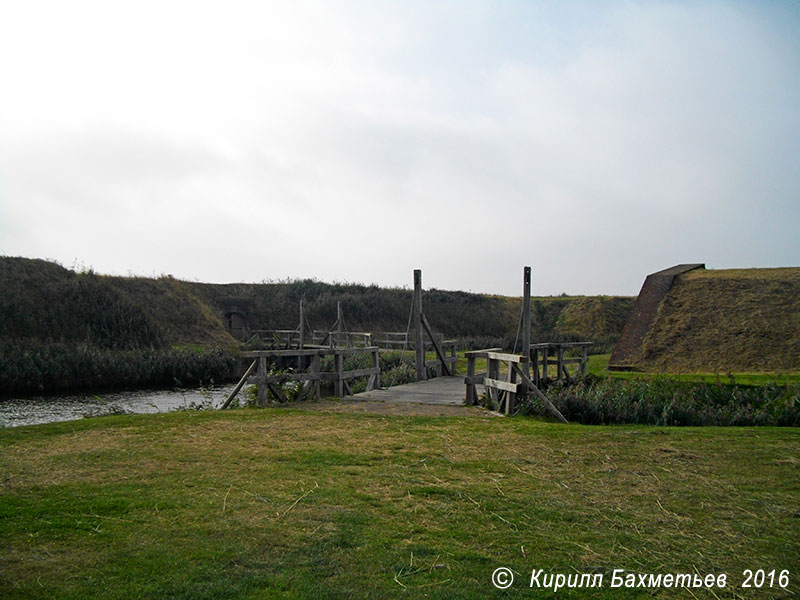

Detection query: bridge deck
xmin=353 ymin=376 xmax=480 ymax=406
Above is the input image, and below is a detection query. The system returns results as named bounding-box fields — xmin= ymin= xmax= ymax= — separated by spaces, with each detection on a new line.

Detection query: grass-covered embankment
xmin=632 ymin=267 xmax=800 ymax=373
xmin=0 ymin=257 xmax=238 ymax=395
xmin=1 ymin=410 xmax=798 ymax=599
xmin=1 ymin=256 xmax=634 ymax=395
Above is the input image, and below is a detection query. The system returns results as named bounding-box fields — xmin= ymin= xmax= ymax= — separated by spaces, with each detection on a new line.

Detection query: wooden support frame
xmin=464 ymin=348 xmax=569 ymax=423
xmin=529 ymin=342 xmax=593 ymax=384
xmin=464 ymin=347 xmax=503 ymax=404
xmin=413 ymin=269 xmax=456 ymax=381
xmin=219 ymin=347 xmax=381 ymax=407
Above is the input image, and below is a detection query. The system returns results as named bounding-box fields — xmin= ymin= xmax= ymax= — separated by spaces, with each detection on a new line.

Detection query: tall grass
xmin=0 ymin=342 xmax=237 ymax=396
xmin=521 ymin=376 xmax=800 ymax=426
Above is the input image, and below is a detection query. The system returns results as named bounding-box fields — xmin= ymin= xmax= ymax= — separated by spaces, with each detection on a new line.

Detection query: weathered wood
xmin=512 ymin=364 xmax=568 ymax=424
xmin=220 ymin=359 xmax=257 ymax=409
xmin=507 ymin=361 xmax=518 ymax=415
xmin=266 ymin=381 xmax=286 ymax=403
xmin=486 ymin=351 xmax=528 ymax=363
xmin=421 ymin=313 xmax=452 ymax=376
xmin=413 ymin=269 xmax=426 ymax=381
xmin=484 ymin=377 xmax=519 ymax=393
xmin=542 ymin=347 xmax=548 ymax=380
xmin=521 ymin=266 xmax=532 ymax=394
xmin=464 ymin=348 xmax=503 ymax=359
xmin=335 ymin=352 xmax=344 ymax=397
xmin=242 ymin=346 xmax=380 ymax=358
xmin=466 ymin=354 xmax=477 ymax=404
xmin=257 ymin=357 xmax=269 ymax=406
xmin=311 ymin=354 xmax=321 ymax=400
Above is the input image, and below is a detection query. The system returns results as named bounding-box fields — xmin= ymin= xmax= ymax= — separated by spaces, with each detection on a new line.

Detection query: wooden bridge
xmin=221 ymin=267 xmax=586 ymax=421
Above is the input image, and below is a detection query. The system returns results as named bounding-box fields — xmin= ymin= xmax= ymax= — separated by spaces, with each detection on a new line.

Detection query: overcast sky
xmin=1 ymin=1 xmax=798 ymax=296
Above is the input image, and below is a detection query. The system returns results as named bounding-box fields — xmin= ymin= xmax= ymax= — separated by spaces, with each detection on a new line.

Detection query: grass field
xmin=2 ymin=408 xmax=798 ymax=599
xmin=588 ymin=353 xmax=800 ymax=386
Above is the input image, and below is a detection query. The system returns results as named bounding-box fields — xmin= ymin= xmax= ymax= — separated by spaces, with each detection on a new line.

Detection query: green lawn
xmin=2 ymin=409 xmax=798 ymax=599
xmin=588 ymin=353 xmax=800 ymax=386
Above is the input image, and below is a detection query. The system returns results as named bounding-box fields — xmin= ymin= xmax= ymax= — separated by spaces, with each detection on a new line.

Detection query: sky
xmin=1 ymin=0 xmax=798 ymax=297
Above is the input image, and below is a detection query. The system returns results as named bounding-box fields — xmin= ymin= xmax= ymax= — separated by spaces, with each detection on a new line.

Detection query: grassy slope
xmin=2 ymin=257 xmax=631 ymax=350
xmin=637 ymin=268 xmax=800 ymax=373
xmin=2 ymin=410 xmax=798 ymax=599
xmin=0 ymin=257 xmax=235 ymax=349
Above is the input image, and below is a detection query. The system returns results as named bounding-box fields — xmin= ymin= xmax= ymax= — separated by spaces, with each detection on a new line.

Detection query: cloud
xmin=1 ymin=1 xmax=798 ymax=295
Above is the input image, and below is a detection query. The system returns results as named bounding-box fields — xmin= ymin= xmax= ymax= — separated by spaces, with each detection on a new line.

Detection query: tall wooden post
xmin=298 ymin=300 xmax=306 ymax=369
xmin=521 ymin=266 xmax=532 ymax=394
xmin=337 ymin=301 xmax=344 ymax=347
xmin=414 ymin=269 xmax=426 ymax=381
xmin=298 ymin=300 xmax=306 ymax=349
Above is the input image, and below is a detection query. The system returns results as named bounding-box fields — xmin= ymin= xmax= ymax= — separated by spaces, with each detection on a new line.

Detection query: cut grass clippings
xmin=1 ymin=408 xmax=798 ymax=599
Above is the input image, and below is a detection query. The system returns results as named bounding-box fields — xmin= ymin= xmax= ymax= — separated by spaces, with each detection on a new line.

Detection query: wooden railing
xmin=465 ymin=348 xmax=568 ymax=422
xmin=371 ymin=331 xmax=458 ymax=377
xmin=529 ymin=342 xmax=592 ymax=384
xmin=223 ymin=347 xmax=380 ymax=407
xmin=464 ymin=347 xmax=503 ymax=405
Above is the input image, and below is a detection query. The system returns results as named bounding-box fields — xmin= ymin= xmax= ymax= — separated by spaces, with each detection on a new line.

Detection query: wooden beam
xmin=421 ymin=313 xmax=452 ymax=376
xmin=512 ymin=364 xmax=568 ymax=424
xmin=484 ymin=377 xmax=519 ymax=393
xmin=220 ymin=359 xmax=257 ymax=409
xmin=414 ymin=269 xmax=426 ymax=380
xmin=521 ymin=266 xmax=531 ymax=393
xmin=486 ymin=351 xmax=528 ymax=363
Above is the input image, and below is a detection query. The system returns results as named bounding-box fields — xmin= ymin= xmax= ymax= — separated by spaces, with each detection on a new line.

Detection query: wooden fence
xmin=222 ymin=346 xmax=380 ymax=408
xmin=529 ymin=342 xmax=592 ymax=384
xmin=465 ymin=347 xmax=568 ymax=422
xmin=246 ymin=329 xmax=374 ymax=348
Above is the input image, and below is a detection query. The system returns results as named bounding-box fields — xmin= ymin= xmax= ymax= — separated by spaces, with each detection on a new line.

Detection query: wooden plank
xmin=311 ymin=354 xmax=321 ymax=400
xmin=464 ymin=347 xmax=503 ymax=359
xmin=512 ymin=364 xmax=568 ymax=424
xmin=220 ymin=359 xmax=257 ymax=409
xmin=484 ymin=377 xmax=519 ymax=393
xmin=257 ymin=357 xmax=268 ymax=406
xmin=421 ymin=313 xmax=452 ymax=376
xmin=464 ymin=373 xmax=487 ymax=385
xmin=242 ymin=349 xmax=325 ymax=358
xmin=335 ymin=352 xmax=344 ymax=397
xmin=486 ymin=351 xmax=528 ymax=363
xmin=266 ymin=382 xmax=286 ymax=403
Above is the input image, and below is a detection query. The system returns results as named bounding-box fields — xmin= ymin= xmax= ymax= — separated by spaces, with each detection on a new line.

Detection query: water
xmin=0 ymin=384 xmax=241 ymax=428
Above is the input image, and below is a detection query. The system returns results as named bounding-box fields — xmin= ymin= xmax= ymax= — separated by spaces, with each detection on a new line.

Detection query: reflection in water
xmin=0 ymin=384 xmax=241 ymax=428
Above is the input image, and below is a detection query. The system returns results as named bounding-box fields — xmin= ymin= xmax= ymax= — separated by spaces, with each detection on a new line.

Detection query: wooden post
xmin=521 ymin=266 xmax=531 ymax=394
xmin=257 ymin=356 xmax=269 ymax=406
xmin=557 ymin=345 xmax=564 ymax=382
xmin=414 ymin=269 xmax=426 ymax=381
xmin=368 ymin=348 xmax=380 ymax=391
xmin=335 ymin=351 xmax=344 ymax=397
xmin=542 ymin=346 xmax=548 ymax=381
xmin=466 ymin=353 xmax=476 ymax=404
xmin=220 ymin=359 xmax=257 ymax=409
xmin=507 ymin=358 xmax=517 ymax=415
xmin=311 ymin=353 xmax=321 ymax=400
xmin=532 ymin=348 xmax=540 ymax=386
xmin=580 ymin=345 xmax=588 ymax=377
xmin=337 ymin=301 xmax=344 ymax=348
